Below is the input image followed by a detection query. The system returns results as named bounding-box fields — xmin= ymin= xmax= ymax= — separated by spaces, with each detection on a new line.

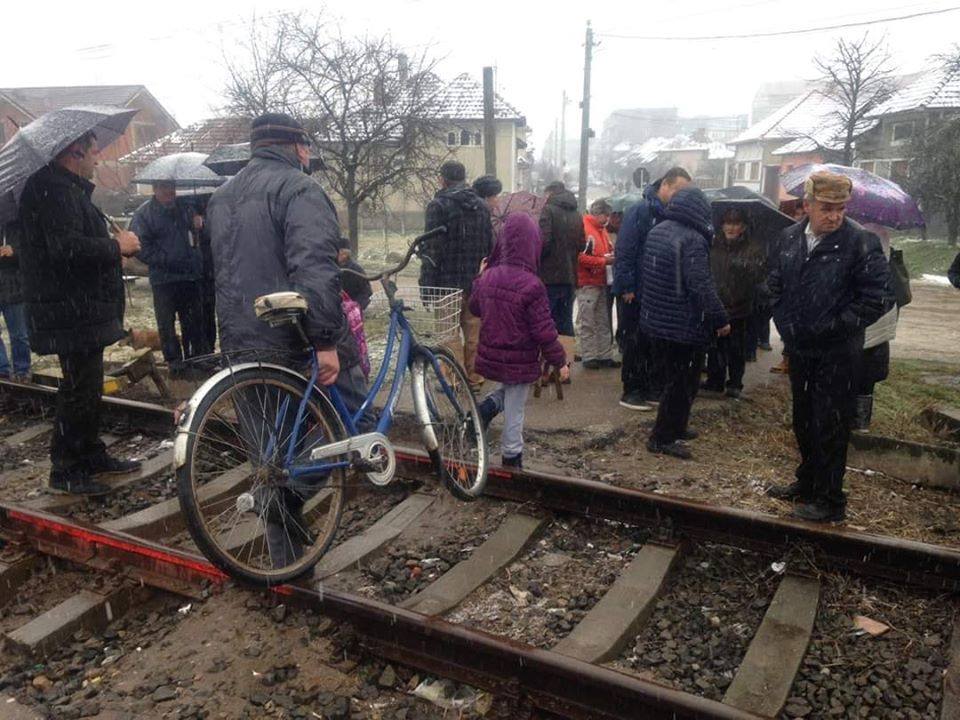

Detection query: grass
xmin=872 ymin=358 xmax=960 ymax=442
xmin=894 ymin=238 xmax=958 ymax=278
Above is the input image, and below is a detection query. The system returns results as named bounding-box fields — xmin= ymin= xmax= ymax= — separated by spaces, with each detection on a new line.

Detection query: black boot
xmin=47 ymin=466 xmax=110 ymax=496
xmin=87 ymin=452 xmax=142 ymax=477
xmin=766 ymin=481 xmax=808 ymax=501
xmin=502 ymin=453 xmax=523 ymax=469
xmin=854 ymin=395 xmax=873 ymax=432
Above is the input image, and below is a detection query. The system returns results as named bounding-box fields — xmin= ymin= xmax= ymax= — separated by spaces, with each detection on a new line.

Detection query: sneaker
xmin=646 ymin=439 xmax=692 ymax=460
xmin=47 ymin=466 xmax=111 ymax=496
xmin=766 ymin=481 xmax=807 ymax=501
xmin=477 ymin=397 xmax=498 ymax=431
xmin=502 ymin=453 xmax=523 ymax=469
xmin=619 ymin=392 xmax=653 ymax=411
xmin=791 ymin=502 xmax=846 ymax=523
xmin=600 ymin=359 xmax=622 ymax=369
xmin=725 ymin=387 xmax=742 ymax=399
xmin=87 ymin=453 xmax=142 ymax=477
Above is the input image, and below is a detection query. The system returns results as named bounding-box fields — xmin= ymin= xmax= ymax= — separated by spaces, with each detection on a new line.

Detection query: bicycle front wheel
xmin=411 ymin=347 xmax=487 ymax=500
xmin=176 ymin=365 xmax=347 ymax=586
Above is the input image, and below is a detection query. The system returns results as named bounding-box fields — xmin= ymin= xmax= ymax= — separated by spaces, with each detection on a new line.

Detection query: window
xmin=859 ymin=160 xmax=876 ymax=174
xmin=749 ymin=162 xmax=760 ymax=181
xmin=447 ymin=131 xmax=457 ymax=146
xmin=474 ymin=131 xmax=482 ymax=146
xmin=892 ymin=122 xmax=914 ymax=144
xmin=460 ymin=129 xmax=471 ymax=146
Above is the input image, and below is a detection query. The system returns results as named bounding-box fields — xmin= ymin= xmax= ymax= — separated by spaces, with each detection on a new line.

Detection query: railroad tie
xmin=312 ymin=493 xmax=435 ymax=580
xmin=552 ymin=543 xmax=682 ymax=664
xmin=0 ymin=556 xmax=39 ymax=610
xmin=0 ymin=423 xmax=52 ymax=448
xmin=400 ymin=513 xmax=547 ymax=616
xmin=722 ymin=574 xmax=820 ymax=717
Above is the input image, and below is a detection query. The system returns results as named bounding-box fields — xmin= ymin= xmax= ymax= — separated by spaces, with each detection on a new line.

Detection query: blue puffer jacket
xmin=639 ymin=187 xmax=729 ymax=346
xmin=611 ymin=181 xmax=665 ymax=296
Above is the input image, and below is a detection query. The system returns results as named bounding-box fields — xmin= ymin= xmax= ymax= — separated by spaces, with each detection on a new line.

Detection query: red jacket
xmin=578 ymin=215 xmax=612 ymax=288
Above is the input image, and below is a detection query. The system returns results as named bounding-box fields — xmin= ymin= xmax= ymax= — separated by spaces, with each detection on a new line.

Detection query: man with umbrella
xmin=766 ymin=172 xmax=888 ymax=522
xmin=17 ymin=129 xmax=143 ymax=495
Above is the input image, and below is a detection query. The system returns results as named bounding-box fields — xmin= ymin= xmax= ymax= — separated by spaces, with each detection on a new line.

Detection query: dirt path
xmin=892 ymin=281 xmax=960 ymax=363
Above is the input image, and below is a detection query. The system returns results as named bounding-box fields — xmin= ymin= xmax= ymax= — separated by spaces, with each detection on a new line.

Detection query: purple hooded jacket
xmin=469 ymin=213 xmax=567 ymax=384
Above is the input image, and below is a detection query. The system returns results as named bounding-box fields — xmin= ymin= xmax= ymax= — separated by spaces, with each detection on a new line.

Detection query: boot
xmin=854 ymin=395 xmax=873 ymax=432
xmin=502 ymin=453 xmax=523 ymax=469
xmin=47 ymin=466 xmax=110 ymax=496
xmin=476 ymin=397 xmax=498 ymax=432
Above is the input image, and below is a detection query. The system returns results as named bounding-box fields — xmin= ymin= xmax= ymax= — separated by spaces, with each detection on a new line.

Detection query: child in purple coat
xmin=470 ymin=213 xmax=570 ymax=468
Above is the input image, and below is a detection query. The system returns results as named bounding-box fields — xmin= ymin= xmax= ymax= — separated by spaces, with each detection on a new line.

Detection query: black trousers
xmin=152 ymin=280 xmax=204 ymax=364
xmin=788 ymin=348 xmax=860 ymax=509
xmin=706 ymin=317 xmax=749 ymax=390
xmin=52 ymin=348 xmax=107 ymax=471
xmin=650 ymin=339 xmax=704 ymax=444
xmin=617 ymin=298 xmax=662 ymax=398
xmin=198 ymin=276 xmax=217 ymax=355
xmin=858 ymin=342 xmax=890 ymax=395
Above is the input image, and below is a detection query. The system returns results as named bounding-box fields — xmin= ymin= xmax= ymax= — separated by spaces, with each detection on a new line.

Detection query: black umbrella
xmin=134 ymin=151 xmax=224 ymax=188
xmin=711 ymin=198 xmax=794 ymax=248
xmin=0 ymin=105 xmax=138 ymax=224
xmin=204 ymin=142 xmax=324 ymax=176
xmin=704 ymin=185 xmax=779 ymax=209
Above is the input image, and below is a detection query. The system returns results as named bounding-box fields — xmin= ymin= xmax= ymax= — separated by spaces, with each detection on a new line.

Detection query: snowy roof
xmin=870 ymin=64 xmax=960 ymax=116
xmin=0 ymin=85 xmax=148 ymax=117
xmin=612 ymin=135 xmax=733 ymax=165
xmin=120 ymin=117 xmax=251 ymax=165
xmin=427 ymin=74 xmax=525 ymax=123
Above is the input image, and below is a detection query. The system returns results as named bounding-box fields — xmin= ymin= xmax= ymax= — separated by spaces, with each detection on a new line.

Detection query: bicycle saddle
xmin=254 ymin=292 xmax=308 ymax=326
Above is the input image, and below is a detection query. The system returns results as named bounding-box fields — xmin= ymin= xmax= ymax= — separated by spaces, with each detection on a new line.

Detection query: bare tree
xmin=815 ymin=34 xmax=898 ymax=164
xmin=222 ymin=13 xmax=449 ymax=251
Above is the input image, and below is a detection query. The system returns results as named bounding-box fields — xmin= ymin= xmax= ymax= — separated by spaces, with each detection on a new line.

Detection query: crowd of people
xmin=0 ymin=109 xmax=918 ymax=526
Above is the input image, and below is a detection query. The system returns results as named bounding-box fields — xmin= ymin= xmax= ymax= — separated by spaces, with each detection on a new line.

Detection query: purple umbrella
xmin=492 ymin=191 xmax=546 ymax=234
xmin=779 ymin=163 xmax=925 ymax=230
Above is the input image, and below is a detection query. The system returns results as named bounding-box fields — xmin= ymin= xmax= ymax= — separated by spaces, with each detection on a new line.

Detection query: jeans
xmin=650 ymin=339 xmax=704 ymax=445
xmin=576 ymin=286 xmax=614 ymax=362
xmin=546 ymin=284 xmax=575 ymax=336
xmin=52 ymin=348 xmax=107 ymax=471
xmin=483 ymin=383 xmax=531 ymax=458
xmin=705 ymin=317 xmax=749 ymax=390
xmin=0 ymin=303 xmax=31 ymax=377
xmin=152 ymin=280 xmax=205 ymax=365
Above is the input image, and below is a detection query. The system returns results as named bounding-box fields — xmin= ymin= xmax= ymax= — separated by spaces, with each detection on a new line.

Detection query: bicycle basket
xmin=365 ymin=285 xmax=463 ymax=342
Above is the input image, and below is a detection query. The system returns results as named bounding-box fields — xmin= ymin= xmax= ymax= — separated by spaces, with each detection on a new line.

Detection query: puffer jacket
xmin=710 ymin=233 xmax=766 ymax=320
xmin=0 ymin=222 xmax=23 ymax=306
xmin=469 ymin=213 xmax=566 ymax=384
xmin=639 ymin=187 xmax=729 ymax=345
xmin=538 ymin=189 xmax=584 ymax=286
xmin=130 ymin=198 xmax=203 ymax=286
xmin=578 ymin=214 xmax=613 ymax=288
xmin=612 ymin=180 xmax=665 ymax=296
xmin=17 ymin=164 xmax=125 ymax=354
xmin=207 ymin=145 xmax=348 ymax=356
xmin=769 ymin=218 xmax=888 ymax=356
xmin=420 ymin=183 xmax=493 ymax=292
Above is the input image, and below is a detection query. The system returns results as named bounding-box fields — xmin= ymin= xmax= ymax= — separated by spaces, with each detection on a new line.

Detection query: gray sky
xmin=3 ymin=0 xmax=959 ymax=154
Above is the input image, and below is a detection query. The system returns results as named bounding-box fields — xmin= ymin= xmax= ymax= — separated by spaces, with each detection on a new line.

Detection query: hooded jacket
xmin=207 ymin=145 xmax=348 ymax=356
xmin=17 ymin=164 xmax=125 ymax=354
xmin=537 ymin=189 xmax=584 ymax=286
xmin=419 ymin=183 xmax=493 ymax=292
xmin=469 ymin=213 xmax=567 ymax=384
xmin=639 ymin=187 xmax=729 ymax=345
xmin=612 ymin=181 xmax=665 ymax=296
xmin=769 ymin=217 xmax=887 ymax=356
xmin=578 ymin=214 xmax=613 ymax=288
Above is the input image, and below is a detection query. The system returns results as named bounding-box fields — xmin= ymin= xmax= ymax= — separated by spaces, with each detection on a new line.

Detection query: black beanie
xmin=472 ymin=175 xmax=503 ymax=198
xmin=250 ymin=113 xmax=309 ymax=146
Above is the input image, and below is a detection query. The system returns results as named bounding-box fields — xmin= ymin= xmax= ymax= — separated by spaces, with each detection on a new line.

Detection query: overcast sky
xmin=3 ymin=0 xmax=959 ymax=154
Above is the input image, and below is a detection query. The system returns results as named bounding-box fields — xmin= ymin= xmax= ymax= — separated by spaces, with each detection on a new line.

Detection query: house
xmin=855 ymin=63 xmax=960 ymax=187
xmin=611 ymin=135 xmax=733 ymax=189
xmin=0 ymin=85 xmax=179 ymax=194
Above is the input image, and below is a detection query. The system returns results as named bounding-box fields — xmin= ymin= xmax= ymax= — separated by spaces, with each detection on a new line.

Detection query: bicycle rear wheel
xmin=411 ymin=347 xmax=487 ymax=500
xmin=176 ymin=365 xmax=347 ymax=586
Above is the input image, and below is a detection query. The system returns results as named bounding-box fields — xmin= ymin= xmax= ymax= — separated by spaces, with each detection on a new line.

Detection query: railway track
xmin=1 ymin=377 xmax=958 ymax=719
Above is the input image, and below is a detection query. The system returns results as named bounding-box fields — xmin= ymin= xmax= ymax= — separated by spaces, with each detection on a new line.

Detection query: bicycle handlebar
xmin=340 ymin=226 xmax=446 ymax=283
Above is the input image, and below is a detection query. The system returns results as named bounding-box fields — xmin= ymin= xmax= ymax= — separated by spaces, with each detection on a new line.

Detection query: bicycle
xmin=174 ymin=227 xmax=488 ymax=586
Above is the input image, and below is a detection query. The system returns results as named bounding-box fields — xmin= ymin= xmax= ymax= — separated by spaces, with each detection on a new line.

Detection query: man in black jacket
xmin=18 ymin=131 xmax=143 ymax=495
xmin=419 ymin=161 xmax=493 ymax=389
xmin=538 ymin=181 xmax=584 ymax=336
xmin=131 ymin=182 xmax=205 ymax=371
xmin=766 ymin=172 xmax=888 ymax=522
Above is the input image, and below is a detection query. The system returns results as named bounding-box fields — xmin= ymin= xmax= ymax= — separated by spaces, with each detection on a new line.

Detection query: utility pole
xmin=577 ymin=21 xmax=595 ymax=213
xmin=553 ymin=118 xmax=560 ymax=167
xmin=482 ymin=66 xmax=497 ymax=177
xmin=560 ymin=90 xmax=569 ymax=180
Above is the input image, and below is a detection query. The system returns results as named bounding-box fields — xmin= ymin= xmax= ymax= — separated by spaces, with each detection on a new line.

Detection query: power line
xmin=597 ymin=4 xmax=960 ymax=41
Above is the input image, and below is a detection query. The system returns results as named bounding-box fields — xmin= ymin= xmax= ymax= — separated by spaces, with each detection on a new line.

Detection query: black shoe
xmin=47 ymin=467 xmax=111 ymax=496
xmin=583 ymin=359 xmax=602 ymax=370
xmin=758 ymin=342 xmax=773 ymax=352
xmin=646 ymin=439 xmax=692 ymax=460
xmin=477 ymin=397 xmax=498 ymax=431
xmin=766 ymin=481 xmax=807 ymax=501
xmin=600 ymin=358 xmax=622 ymax=369
xmin=619 ymin=392 xmax=653 ymax=411
xmin=502 ymin=453 xmax=523 ymax=469
xmin=700 ymin=383 xmax=724 ymax=397
xmin=791 ymin=502 xmax=846 ymax=523
xmin=87 ymin=453 xmax=142 ymax=477
xmin=681 ymin=429 xmax=699 ymax=441
xmin=725 ymin=387 xmax=742 ymax=399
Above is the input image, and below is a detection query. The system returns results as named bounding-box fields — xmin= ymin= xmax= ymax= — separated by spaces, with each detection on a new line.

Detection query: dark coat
xmin=768 ymin=218 xmax=888 ymax=356
xmin=420 ymin=183 xmax=493 ymax=292
xmin=130 ymin=198 xmax=203 ymax=286
xmin=17 ymin=164 xmax=125 ymax=354
xmin=537 ymin=189 xmax=584 ymax=286
xmin=0 ymin=222 xmax=24 ymax=306
xmin=207 ymin=146 xmax=347 ymax=357
xmin=469 ymin=214 xmax=566 ymax=384
xmin=639 ymin=187 xmax=729 ymax=346
xmin=612 ymin=181 xmax=665 ymax=296
xmin=710 ymin=234 xmax=766 ymax=320
xmin=949 ymin=251 xmax=960 ymax=289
